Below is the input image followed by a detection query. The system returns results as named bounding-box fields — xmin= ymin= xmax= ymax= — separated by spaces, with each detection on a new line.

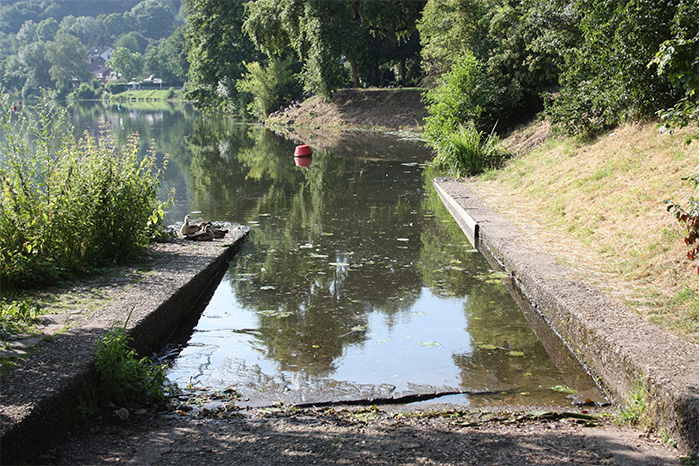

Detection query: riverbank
xmin=434 ymin=178 xmax=698 ymax=452
xmin=270 ymin=89 xmax=698 ymax=343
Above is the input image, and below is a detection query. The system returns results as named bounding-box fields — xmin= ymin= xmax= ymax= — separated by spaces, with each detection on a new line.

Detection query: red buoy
xmin=294 ymin=156 xmax=312 ymax=168
xmin=294 ymin=144 xmax=312 ymax=157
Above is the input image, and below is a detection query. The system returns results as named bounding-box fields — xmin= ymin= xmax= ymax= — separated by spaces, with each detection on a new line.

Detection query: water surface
xmin=72 ymin=102 xmax=604 ymax=408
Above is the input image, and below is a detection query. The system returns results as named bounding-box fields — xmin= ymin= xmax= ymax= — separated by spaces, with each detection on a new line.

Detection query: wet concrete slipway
xmin=1 ymin=177 xmax=697 ymax=462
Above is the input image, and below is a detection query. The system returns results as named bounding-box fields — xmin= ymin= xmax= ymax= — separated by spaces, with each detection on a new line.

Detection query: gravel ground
xmin=38 ymin=403 xmax=681 ymax=465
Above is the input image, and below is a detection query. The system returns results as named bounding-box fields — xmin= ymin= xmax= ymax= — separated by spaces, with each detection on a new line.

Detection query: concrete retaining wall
xmin=434 ymin=178 xmax=698 ymax=453
xmin=0 ymin=227 xmax=250 ymax=464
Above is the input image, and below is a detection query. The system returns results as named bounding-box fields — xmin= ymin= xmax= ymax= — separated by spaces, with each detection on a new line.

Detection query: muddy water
xmin=72 ymin=103 xmax=604 ymax=408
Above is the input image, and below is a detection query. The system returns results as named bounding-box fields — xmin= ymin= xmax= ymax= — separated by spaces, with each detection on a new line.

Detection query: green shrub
xmin=423 ymin=52 xmax=499 ymax=141
xmin=0 ymin=299 xmax=40 ymax=340
xmin=94 ymin=322 xmax=171 ymax=407
xmin=71 ymin=82 xmax=100 ymax=100
xmin=106 ymin=82 xmax=127 ymax=94
xmin=236 ymin=57 xmax=302 ymax=120
xmin=0 ymin=93 xmax=170 ymax=290
xmin=430 ymin=123 xmax=504 ymax=177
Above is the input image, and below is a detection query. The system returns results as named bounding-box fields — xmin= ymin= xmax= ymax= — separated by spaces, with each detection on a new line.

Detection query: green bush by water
xmin=95 ymin=323 xmax=171 ymax=407
xmin=0 ymin=93 xmax=171 ymax=290
xmin=430 ymin=124 xmax=504 ymax=177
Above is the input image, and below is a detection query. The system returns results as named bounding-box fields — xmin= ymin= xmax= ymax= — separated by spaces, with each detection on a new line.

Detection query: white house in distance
xmin=88 ymin=46 xmax=117 ymax=82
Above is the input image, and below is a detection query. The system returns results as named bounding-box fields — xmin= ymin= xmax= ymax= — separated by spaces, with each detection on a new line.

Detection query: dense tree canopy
xmin=547 ymin=0 xmax=698 ymax=134
xmin=45 ymin=33 xmax=89 ymax=87
xmin=184 ymin=0 xmax=259 ymax=107
xmin=242 ymin=0 xmax=425 ymax=96
xmin=0 ymin=0 xmax=693 ymax=137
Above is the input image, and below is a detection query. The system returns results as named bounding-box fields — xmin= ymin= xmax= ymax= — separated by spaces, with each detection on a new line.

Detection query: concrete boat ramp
xmin=0 ymin=226 xmax=250 ymax=464
xmin=1 ymin=178 xmax=697 ymax=462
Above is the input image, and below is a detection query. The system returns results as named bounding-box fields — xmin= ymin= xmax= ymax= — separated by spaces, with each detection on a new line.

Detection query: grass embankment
xmin=471 ymin=121 xmax=698 ymax=342
xmin=110 ymin=88 xmax=184 ymax=102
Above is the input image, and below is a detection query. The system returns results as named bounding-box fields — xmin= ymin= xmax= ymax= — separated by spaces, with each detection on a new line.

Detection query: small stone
xmin=114 ymin=407 xmax=129 ymax=420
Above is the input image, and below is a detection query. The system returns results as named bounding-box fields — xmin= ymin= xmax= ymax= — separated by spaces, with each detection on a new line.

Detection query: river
xmin=70 ymin=101 xmax=605 ymax=408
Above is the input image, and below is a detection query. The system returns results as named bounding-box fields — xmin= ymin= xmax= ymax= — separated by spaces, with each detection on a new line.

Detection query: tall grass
xmin=0 ymin=93 xmax=170 ymax=290
xmin=430 ymin=124 xmax=504 ymax=177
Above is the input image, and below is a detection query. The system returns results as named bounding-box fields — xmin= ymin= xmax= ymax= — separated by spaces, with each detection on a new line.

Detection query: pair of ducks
xmin=180 ymin=214 xmax=228 ymax=241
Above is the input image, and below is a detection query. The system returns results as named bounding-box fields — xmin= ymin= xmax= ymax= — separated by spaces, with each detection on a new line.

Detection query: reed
xmin=431 ymin=124 xmax=504 ymax=177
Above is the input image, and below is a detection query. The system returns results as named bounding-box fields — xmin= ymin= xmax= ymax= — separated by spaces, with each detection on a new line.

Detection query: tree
xmin=17 ymin=41 xmax=53 ymax=91
xmin=418 ymin=0 xmax=580 ymax=130
xmin=108 ymin=47 xmax=144 ymax=81
xmin=100 ymin=12 xmax=131 ymax=43
xmin=184 ymin=0 xmax=259 ymax=106
xmin=144 ymin=26 xmax=188 ymax=82
xmin=46 ymin=33 xmax=89 ymax=88
xmin=547 ymin=0 xmax=698 ymax=135
xmin=236 ymin=57 xmax=301 ymax=120
xmin=36 ymin=18 xmax=59 ymax=42
xmin=243 ymin=0 xmax=425 ymax=97
xmin=67 ymin=16 xmax=101 ymax=48
xmin=16 ymin=19 xmax=37 ymax=43
xmin=114 ymin=31 xmax=148 ymax=54
xmin=129 ymin=0 xmax=177 ymax=40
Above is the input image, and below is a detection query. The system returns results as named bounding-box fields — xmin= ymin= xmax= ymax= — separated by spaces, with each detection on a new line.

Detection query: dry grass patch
xmin=472 ymin=122 xmax=698 ymax=342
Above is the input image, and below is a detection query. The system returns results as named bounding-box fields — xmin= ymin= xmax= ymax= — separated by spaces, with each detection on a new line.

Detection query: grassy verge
xmin=471 ymin=121 xmax=698 ymax=342
xmin=110 ymin=88 xmax=185 ymax=102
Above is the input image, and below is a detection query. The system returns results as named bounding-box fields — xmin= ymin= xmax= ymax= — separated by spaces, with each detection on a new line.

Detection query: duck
xmin=185 ymin=224 xmax=215 ymax=241
xmin=205 ymin=221 xmax=228 ymax=238
xmin=180 ymin=214 xmax=201 ymax=236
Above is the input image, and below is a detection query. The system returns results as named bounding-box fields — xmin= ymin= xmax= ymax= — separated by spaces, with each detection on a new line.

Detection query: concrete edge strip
xmin=0 ymin=229 xmax=250 ymax=464
xmin=433 ymin=178 xmax=699 ymax=453
xmin=433 ymin=181 xmax=479 ymax=242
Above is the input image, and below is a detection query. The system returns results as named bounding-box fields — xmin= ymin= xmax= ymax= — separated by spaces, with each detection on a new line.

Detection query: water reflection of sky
xmin=332 ymin=289 xmax=471 ymax=388
xmin=69 ymin=102 xmax=604 ymax=408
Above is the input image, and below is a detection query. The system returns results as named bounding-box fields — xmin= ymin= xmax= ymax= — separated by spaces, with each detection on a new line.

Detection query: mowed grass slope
xmin=471 ymin=121 xmax=698 ymax=342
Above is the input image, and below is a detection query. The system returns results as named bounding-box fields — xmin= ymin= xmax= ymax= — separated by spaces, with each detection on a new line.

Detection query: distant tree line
xmin=0 ymin=0 xmax=695 ymax=137
xmin=0 ymin=0 xmax=187 ymax=99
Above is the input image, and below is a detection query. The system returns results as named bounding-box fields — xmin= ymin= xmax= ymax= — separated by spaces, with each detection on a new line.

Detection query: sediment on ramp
xmin=433 ymin=178 xmax=698 ymax=453
xmin=0 ymin=226 xmax=250 ymax=464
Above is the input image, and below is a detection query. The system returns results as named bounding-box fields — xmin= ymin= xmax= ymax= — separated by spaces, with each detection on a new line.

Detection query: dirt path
xmin=40 ymin=404 xmax=680 ymax=465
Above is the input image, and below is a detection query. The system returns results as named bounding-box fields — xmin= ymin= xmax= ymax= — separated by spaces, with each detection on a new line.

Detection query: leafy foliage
xmin=45 ymin=33 xmax=90 ymax=87
xmin=616 ymin=381 xmax=651 ymax=427
xmin=236 ymin=57 xmax=302 ymax=120
xmin=418 ymin=0 xmax=573 ymax=128
xmin=664 ymin=174 xmax=699 ymax=261
xmin=547 ymin=0 xmax=698 ymax=135
xmin=429 ymin=123 xmax=504 ymax=177
xmin=95 ymin=321 xmax=171 ymax=406
xmin=108 ymin=46 xmax=144 ymax=81
xmin=423 ymin=52 xmax=499 ymax=137
xmin=184 ymin=0 xmax=259 ymax=108
xmin=70 ymin=82 xmax=101 ymax=100
xmin=0 ymin=298 xmax=39 ymax=340
xmin=0 ymin=1 xmax=184 ymax=94
xmin=243 ymin=0 xmax=425 ymax=98
xmin=0 ymin=93 xmax=170 ymax=290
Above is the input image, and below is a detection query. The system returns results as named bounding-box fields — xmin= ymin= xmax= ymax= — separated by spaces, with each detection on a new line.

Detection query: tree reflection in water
xmin=70 ymin=103 xmax=602 ymax=406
